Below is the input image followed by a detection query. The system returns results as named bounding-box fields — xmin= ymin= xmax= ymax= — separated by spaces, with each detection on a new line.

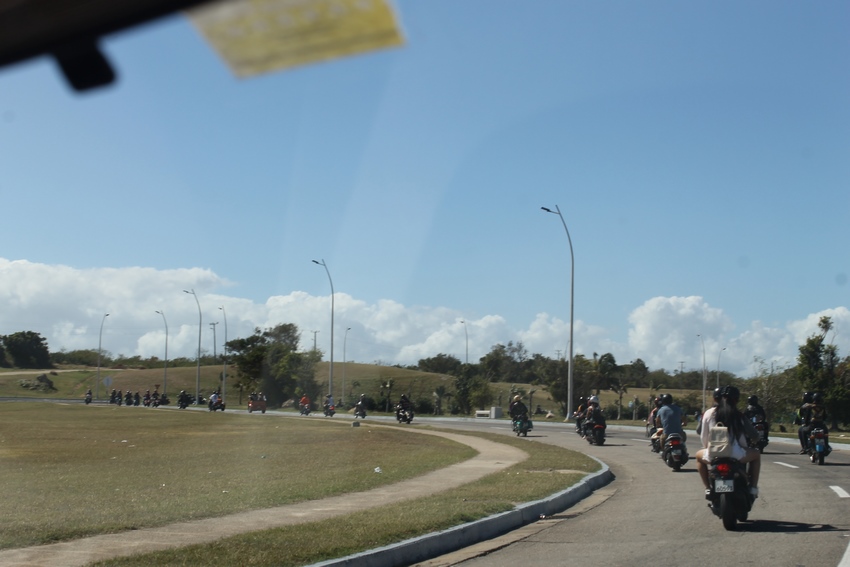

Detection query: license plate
xmin=815 ymin=440 xmax=825 ymax=451
xmin=672 ymin=449 xmax=682 ymax=455
xmin=715 ymin=479 xmax=734 ymax=493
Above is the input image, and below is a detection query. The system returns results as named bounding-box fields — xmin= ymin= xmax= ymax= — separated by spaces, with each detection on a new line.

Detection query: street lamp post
xmin=460 ymin=319 xmax=469 ymax=364
xmin=716 ymin=347 xmax=727 ymax=389
xmin=698 ymin=334 xmax=707 ymax=412
xmin=219 ymin=306 xmax=227 ymax=403
xmin=343 ymin=327 xmax=351 ymax=407
xmin=312 ymin=259 xmax=335 ymax=400
xmin=184 ymin=289 xmax=202 ymax=403
xmin=96 ymin=313 xmax=109 ymax=400
xmin=209 ymin=322 xmax=218 ymax=361
xmin=542 ymin=205 xmax=575 ymax=419
xmin=155 ymin=310 xmax=168 ymax=395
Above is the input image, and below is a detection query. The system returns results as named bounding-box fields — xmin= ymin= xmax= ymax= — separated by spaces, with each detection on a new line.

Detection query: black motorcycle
xmin=323 ymin=404 xmax=335 ymax=417
xmin=354 ymin=402 xmax=367 ymax=419
xmin=661 ymin=433 xmax=689 ymax=471
xmin=84 ymin=392 xmax=92 ymax=405
xmin=177 ymin=393 xmax=191 ymax=409
xmin=751 ymin=417 xmax=769 ymax=453
xmin=396 ymin=405 xmax=414 ymax=424
xmin=584 ymin=420 xmax=606 ymax=445
xmin=706 ymin=457 xmax=754 ymax=531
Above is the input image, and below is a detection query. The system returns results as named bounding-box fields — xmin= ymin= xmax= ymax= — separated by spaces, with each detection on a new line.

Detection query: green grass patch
xmin=94 ymin=428 xmax=600 ymax=567
xmin=0 ymin=404 xmax=474 ymax=549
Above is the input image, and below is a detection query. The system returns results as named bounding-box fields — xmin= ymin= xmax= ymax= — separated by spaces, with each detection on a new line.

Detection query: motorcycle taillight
xmin=670 ymin=438 xmax=680 ymax=446
xmin=813 ymin=431 xmax=825 ymax=439
xmin=715 ymin=463 xmax=732 ymax=475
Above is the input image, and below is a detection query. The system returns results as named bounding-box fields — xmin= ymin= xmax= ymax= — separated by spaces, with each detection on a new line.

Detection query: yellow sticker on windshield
xmin=188 ymin=0 xmax=405 ymax=78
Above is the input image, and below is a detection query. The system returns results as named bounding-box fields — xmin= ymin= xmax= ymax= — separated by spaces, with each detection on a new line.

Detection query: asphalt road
xmin=422 ymin=420 xmax=850 ymax=567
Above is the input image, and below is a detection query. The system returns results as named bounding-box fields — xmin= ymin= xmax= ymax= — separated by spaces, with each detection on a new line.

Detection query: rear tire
xmin=720 ymin=494 xmax=737 ymax=531
xmin=817 ymin=453 xmax=824 ymax=465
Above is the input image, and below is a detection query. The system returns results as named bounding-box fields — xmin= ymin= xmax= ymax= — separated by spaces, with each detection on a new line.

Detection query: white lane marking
xmin=838 ymin=535 xmax=850 ymax=567
xmin=774 ymin=461 xmax=799 ymax=469
xmin=830 ymin=486 xmax=850 ymax=498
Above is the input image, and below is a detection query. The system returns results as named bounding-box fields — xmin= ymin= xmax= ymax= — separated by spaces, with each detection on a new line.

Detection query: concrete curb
xmin=313 ymin=456 xmax=614 ymax=567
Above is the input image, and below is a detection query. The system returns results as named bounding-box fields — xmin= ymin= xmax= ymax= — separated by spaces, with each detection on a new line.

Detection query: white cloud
xmin=1 ymin=259 xmax=847 ymax=378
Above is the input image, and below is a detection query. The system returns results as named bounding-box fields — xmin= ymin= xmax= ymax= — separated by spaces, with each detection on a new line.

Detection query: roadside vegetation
xmin=89 ymin=428 xmax=599 ymax=567
xmin=0 ymin=404 xmax=475 ymax=550
xmin=2 ymin=315 xmax=847 ymax=430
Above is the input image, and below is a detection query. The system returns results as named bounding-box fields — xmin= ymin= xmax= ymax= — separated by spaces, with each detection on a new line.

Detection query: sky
xmin=0 ymin=1 xmax=848 ymax=379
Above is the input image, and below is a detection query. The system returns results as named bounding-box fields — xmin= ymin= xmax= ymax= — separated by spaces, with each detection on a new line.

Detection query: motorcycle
xmin=808 ymin=427 xmax=830 ymax=465
xmin=299 ymin=403 xmax=311 ymax=416
xmin=124 ymin=392 xmax=133 ymax=406
xmin=752 ymin=417 xmax=769 ymax=453
xmin=354 ymin=402 xmax=367 ymax=419
xmin=323 ymin=404 xmax=335 ymax=417
xmin=584 ymin=420 xmax=606 ymax=446
xmin=706 ymin=457 xmax=754 ymax=531
xmin=84 ymin=392 xmax=92 ymax=405
xmin=177 ymin=392 xmax=192 ymax=409
xmin=208 ymin=398 xmax=226 ymax=412
xmin=661 ymin=433 xmax=688 ymax=471
xmin=396 ymin=405 xmax=414 ymax=424
xmin=512 ymin=414 xmax=532 ymax=437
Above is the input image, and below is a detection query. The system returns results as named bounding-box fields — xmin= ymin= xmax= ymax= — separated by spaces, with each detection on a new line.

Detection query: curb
xmin=312 ymin=456 xmax=614 ymax=567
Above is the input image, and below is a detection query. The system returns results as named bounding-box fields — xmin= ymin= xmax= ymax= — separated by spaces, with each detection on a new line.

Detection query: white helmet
xmin=588 ymin=395 xmax=600 ymax=405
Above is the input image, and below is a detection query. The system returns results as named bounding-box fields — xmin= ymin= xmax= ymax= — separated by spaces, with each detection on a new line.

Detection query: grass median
xmin=94 ymin=429 xmax=600 ymax=566
xmin=0 ymin=403 xmax=474 ymax=549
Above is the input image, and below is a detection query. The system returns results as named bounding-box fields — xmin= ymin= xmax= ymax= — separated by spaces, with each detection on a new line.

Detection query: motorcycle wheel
xmin=595 ymin=430 xmax=605 ymax=446
xmin=817 ymin=453 xmax=824 ymax=465
xmin=720 ymin=494 xmax=737 ymax=531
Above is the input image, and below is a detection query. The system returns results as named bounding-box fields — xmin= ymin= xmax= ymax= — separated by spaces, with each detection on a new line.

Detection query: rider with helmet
xmin=582 ymin=395 xmax=606 ymax=437
xmin=695 ymin=385 xmax=761 ymax=498
xmin=744 ymin=395 xmax=768 ymax=443
xmin=796 ymin=392 xmax=814 ymax=453
xmin=799 ymin=392 xmax=831 ymax=455
xmin=509 ymin=394 xmax=528 ymax=419
xmin=654 ymin=393 xmax=687 ymax=453
xmin=573 ymin=396 xmax=587 ymax=433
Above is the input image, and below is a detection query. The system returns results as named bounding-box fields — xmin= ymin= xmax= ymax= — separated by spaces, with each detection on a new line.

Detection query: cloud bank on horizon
xmin=2 ymin=258 xmax=848 ymax=378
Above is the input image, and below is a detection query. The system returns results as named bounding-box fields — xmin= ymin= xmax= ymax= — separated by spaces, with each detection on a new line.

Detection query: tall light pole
xmin=96 ymin=313 xmax=109 ymax=400
xmin=343 ymin=327 xmax=351 ymax=406
xmin=542 ymin=205 xmax=575 ymax=419
xmin=698 ymin=334 xmax=707 ymax=412
xmin=460 ymin=319 xmax=469 ymax=364
xmin=312 ymin=259 xmax=335 ymax=399
xmin=184 ymin=289 xmax=202 ymax=403
xmin=716 ymin=346 xmax=727 ymax=389
xmin=219 ymin=306 xmax=227 ymax=403
xmin=155 ymin=310 xmax=168 ymax=395
xmin=209 ymin=322 xmax=218 ymax=361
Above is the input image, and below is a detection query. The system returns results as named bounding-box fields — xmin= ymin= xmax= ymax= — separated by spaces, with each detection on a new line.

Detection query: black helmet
xmin=721 ymin=385 xmax=740 ymax=404
xmin=659 ymin=393 xmax=673 ymax=406
xmin=803 ymin=392 xmax=813 ymax=403
xmin=812 ymin=392 xmax=824 ymax=404
xmin=747 ymin=395 xmax=758 ymax=405
xmin=713 ymin=387 xmax=723 ymax=402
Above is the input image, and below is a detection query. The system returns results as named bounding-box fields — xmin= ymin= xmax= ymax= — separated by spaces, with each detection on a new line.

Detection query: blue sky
xmin=0 ymin=1 xmax=848 ymax=378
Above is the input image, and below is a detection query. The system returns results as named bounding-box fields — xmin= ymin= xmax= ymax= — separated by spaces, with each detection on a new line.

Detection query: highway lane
xmin=424 ymin=420 xmax=850 ymax=567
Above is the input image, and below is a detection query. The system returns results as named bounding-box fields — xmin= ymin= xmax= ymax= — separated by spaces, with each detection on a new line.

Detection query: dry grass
xmin=93 ymin=428 xmax=600 ymax=566
xmin=0 ymin=404 xmax=474 ymax=549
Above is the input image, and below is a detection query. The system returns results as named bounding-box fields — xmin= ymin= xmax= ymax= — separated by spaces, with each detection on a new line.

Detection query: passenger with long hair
xmin=695 ymin=385 xmax=761 ymax=498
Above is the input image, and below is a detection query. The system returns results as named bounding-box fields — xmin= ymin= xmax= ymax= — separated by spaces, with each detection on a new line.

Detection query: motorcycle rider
xmin=581 ymin=395 xmax=606 ymax=437
xmin=796 ymin=392 xmax=814 ymax=453
xmin=209 ymin=390 xmax=220 ymax=409
xmin=655 ymin=393 xmax=687 ymax=455
xmin=744 ymin=395 xmax=768 ymax=443
xmin=799 ymin=392 xmax=831 ymax=455
xmin=695 ymin=385 xmax=761 ymax=499
xmin=299 ymin=393 xmax=311 ymax=413
xmin=647 ymin=397 xmax=662 ymax=451
xmin=354 ymin=394 xmax=367 ymax=417
xmin=396 ymin=393 xmax=412 ymax=420
xmin=323 ymin=393 xmax=334 ymax=413
xmin=509 ymin=394 xmax=529 ymax=420
xmin=573 ymin=396 xmax=587 ymax=434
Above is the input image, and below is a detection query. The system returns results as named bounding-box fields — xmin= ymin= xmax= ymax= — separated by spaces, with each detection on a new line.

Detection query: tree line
xmin=2 ymin=316 xmax=847 ymax=427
